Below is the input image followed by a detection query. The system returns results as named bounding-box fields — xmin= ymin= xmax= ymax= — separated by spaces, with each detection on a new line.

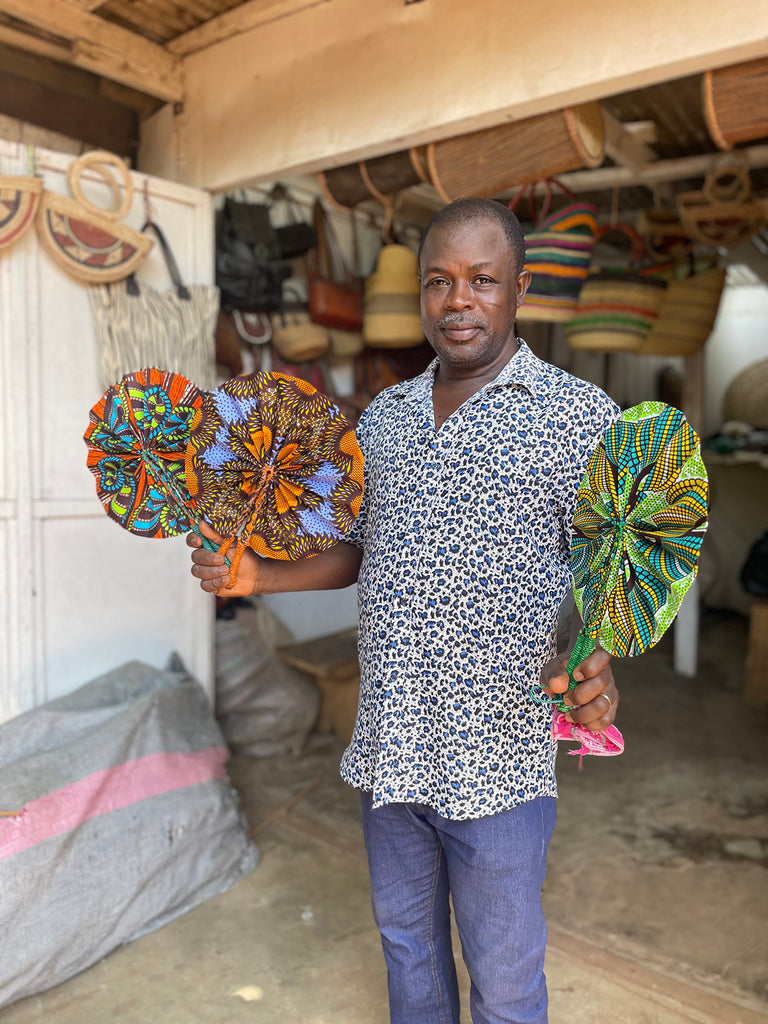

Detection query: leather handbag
xmin=216 ymin=200 xmax=288 ymax=312
xmin=269 ymin=184 xmax=317 ymax=259
xmin=307 ymin=200 xmax=363 ymax=331
xmin=222 ymin=194 xmax=278 ymax=259
xmin=271 ymin=286 xmax=330 ymax=362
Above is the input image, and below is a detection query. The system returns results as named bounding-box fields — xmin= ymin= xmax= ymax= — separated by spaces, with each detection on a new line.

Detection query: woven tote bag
xmin=89 ymin=220 xmax=219 ymax=391
xmin=515 ymin=181 xmax=598 ymax=323
xmin=564 ymin=223 xmax=667 ymax=352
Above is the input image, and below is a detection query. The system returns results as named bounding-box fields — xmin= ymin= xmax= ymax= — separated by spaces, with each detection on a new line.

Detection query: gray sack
xmin=0 ymin=658 xmax=259 ymax=1010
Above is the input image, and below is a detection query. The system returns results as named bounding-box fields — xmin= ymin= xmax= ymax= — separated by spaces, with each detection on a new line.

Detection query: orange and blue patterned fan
xmin=185 ymin=372 xmax=364 ymax=588
xmin=546 ymin=402 xmax=709 ymax=757
xmin=84 ymin=368 xmax=209 ymax=540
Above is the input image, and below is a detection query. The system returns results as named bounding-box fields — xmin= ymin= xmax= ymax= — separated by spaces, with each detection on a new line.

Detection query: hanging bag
xmin=514 ymin=179 xmax=598 ymax=323
xmin=564 ymin=223 xmax=667 ymax=352
xmin=37 ymin=150 xmax=152 ymax=284
xmin=215 ymin=197 xmax=287 ymax=312
xmin=270 ymin=285 xmax=331 ymax=363
xmin=89 ymin=218 xmax=219 ymax=390
xmin=269 ymin=184 xmax=318 ymax=259
xmin=307 ymin=200 xmax=364 ymax=331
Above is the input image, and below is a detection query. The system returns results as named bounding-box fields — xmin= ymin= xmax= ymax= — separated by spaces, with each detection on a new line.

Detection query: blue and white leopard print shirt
xmin=340 ymin=339 xmax=619 ymax=820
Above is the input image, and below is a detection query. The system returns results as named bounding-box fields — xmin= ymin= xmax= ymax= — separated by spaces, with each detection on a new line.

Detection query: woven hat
xmin=363 ymin=244 xmax=423 ymax=349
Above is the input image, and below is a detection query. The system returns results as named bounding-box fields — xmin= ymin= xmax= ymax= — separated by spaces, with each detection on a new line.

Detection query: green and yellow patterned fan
xmin=557 ymin=401 xmax=709 ymax=714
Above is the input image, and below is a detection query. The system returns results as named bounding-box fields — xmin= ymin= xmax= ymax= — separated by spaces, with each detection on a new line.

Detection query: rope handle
xmin=594 ymin=221 xmax=648 ymax=269
xmin=66 ymin=149 xmax=133 ymax=222
xmin=508 ymin=177 xmax=578 ymax=226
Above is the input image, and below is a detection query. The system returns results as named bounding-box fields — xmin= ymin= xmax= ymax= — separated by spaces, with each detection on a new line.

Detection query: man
xmin=189 ymin=197 xmax=619 ymax=1024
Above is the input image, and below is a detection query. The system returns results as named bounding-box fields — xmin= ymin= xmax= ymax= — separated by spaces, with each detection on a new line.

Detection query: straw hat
xmin=364 ymin=244 xmax=423 ymax=349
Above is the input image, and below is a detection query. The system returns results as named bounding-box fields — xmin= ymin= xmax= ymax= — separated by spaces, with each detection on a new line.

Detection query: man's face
xmin=419 ymin=217 xmax=531 ymax=374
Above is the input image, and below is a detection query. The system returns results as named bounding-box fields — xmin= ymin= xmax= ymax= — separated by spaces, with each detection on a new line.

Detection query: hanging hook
xmin=143 ymin=177 xmax=154 ymax=227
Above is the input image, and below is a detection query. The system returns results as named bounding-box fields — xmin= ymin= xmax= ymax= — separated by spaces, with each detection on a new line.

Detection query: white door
xmin=0 ymin=141 xmax=215 ymax=723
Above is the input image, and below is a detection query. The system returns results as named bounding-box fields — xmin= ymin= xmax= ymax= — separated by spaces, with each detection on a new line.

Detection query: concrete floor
xmin=3 ymin=609 xmax=768 ymax=1024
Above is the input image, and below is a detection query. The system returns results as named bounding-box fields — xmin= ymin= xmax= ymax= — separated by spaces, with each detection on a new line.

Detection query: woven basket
xmin=518 ymin=199 xmax=598 ymax=323
xmin=564 ymin=271 xmax=667 ymax=352
xmin=723 ymin=358 xmax=768 ymax=428
xmin=36 ymin=150 xmax=152 ymax=284
xmin=318 ymin=148 xmax=429 ymax=211
xmin=426 ymin=102 xmax=604 ymax=203
xmin=0 ymin=175 xmax=43 ymax=250
xmin=638 ymin=267 xmax=726 ymax=357
xmin=703 ymin=57 xmax=768 ymax=150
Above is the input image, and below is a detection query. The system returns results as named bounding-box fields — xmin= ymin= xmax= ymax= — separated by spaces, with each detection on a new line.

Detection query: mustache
xmin=434 ymin=313 xmax=487 ymax=329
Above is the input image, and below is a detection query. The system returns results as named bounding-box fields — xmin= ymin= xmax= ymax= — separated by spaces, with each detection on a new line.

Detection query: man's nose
xmin=445 ymin=278 xmax=474 ymax=309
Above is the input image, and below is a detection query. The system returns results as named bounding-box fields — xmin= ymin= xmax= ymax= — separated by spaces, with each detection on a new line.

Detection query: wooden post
xmin=744 ymin=598 xmax=768 ymax=705
xmin=674 ymin=349 xmax=706 ymax=676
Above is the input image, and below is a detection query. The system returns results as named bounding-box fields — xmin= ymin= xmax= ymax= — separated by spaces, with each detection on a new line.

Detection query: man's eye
xmin=474 ymin=276 xmax=494 ymax=285
xmin=426 ymin=277 xmax=448 ymax=287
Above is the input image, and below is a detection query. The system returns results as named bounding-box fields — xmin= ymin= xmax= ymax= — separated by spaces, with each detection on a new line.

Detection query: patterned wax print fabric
xmin=185 ymin=372 xmax=364 ymax=569
xmin=571 ymin=400 xmax=708 ymax=658
xmin=340 ymin=340 xmax=620 ymax=821
xmin=84 ymin=368 xmax=204 ymax=538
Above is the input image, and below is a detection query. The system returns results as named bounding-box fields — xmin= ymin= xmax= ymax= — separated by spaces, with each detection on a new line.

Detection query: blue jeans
xmin=360 ymin=793 xmax=556 ymax=1024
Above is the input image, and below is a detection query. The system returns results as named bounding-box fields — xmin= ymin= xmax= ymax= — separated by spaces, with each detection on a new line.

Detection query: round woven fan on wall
xmin=722 ymin=359 xmax=768 ymax=429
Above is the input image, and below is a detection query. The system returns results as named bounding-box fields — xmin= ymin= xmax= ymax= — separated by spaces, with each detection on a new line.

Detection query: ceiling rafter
xmin=167 ymin=0 xmax=330 ymax=57
xmin=0 ymin=0 xmax=183 ymax=101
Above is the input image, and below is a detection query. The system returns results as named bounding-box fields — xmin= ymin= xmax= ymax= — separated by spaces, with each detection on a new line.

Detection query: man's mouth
xmin=438 ymin=319 xmax=484 ymax=340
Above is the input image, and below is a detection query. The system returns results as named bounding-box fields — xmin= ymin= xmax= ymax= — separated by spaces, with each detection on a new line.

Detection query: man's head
xmin=417 ymin=197 xmax=527 ymax=278
xmin=417 ymin=198 xmax=531 ymax=375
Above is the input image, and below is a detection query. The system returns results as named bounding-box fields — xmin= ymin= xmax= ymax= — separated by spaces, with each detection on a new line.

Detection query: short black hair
xmin=417 ymin=197 xmax=527 ymax=276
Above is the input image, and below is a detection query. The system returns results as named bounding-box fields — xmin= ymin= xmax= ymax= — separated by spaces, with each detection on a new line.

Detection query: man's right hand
xmin=187 ymin=521 xmax=261 ymax=597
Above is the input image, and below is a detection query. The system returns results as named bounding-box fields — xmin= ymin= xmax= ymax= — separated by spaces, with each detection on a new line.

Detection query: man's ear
xmin=516 ymin=268 xmax=532 ymax=306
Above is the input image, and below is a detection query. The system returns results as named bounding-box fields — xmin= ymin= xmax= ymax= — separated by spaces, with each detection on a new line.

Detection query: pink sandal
xmin=552 ymin=709 xmax=624 ymax=766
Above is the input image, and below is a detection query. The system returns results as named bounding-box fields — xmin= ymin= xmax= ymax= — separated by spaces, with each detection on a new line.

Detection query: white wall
xmin=704 ymin=282 xmax=768 ymax=434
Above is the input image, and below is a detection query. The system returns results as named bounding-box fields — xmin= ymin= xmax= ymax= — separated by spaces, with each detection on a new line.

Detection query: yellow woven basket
xmin=638 ymin=267 xmax=726 ymax=357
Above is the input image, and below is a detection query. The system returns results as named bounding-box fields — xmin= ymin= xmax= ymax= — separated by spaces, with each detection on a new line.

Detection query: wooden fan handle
xmin=66 ymin=149 xmax=134 ymax=222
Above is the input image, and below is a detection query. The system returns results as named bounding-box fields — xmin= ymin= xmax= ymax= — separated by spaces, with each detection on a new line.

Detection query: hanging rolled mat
xmin=703 ymin=56 xmax=768 ymax=150
xmin=564 ymin=223 xmax=667 ymax=352
xmin=318 ymin=148 xmax=430 ymax=211
xmin=637 ymin=266 xmax=726 ymax=358
xmin=426 ymin=102 xmax=604 ymax=204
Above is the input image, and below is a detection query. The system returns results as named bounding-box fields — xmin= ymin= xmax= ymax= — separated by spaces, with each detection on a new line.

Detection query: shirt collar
xmin=390 ymin=337 xmax=545 ymax=407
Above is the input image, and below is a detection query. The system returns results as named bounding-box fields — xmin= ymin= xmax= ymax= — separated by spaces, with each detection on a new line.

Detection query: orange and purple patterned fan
xmin=185 ymin=372 xmax=364 ymax=587
xmin=84 ymin=368 xmax=206 ymax=539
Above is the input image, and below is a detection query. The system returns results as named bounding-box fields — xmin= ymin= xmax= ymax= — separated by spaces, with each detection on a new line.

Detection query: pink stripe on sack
xmin=0 ymin=747 xmax=229 ymax=860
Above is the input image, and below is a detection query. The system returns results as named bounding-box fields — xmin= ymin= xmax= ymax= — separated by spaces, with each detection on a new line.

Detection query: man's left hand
xmin=539 ymin=646 xmax=618 ymax=731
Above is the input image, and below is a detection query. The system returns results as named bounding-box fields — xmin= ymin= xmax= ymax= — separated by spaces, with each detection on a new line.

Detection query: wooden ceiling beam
xmin=0 ymin=0 xmax=182 ymax=101
xmin=602 ymin=108 xmax=658 ymax=171
xmin=167 ymin=0 xmax=331 ymax=57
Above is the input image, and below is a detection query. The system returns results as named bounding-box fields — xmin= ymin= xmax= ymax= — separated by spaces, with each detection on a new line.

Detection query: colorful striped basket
xmin=564 ymin=271 xmax=667 ymax=352
xmin=565 ymin=222 xmax=668 ymax=352
xmin=518 ymin=200 xmax=599 ymax=323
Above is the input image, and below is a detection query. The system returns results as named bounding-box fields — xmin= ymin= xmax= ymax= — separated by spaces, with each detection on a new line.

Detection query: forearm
xmin=258 ymin=541 xmax=363 ymax=595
